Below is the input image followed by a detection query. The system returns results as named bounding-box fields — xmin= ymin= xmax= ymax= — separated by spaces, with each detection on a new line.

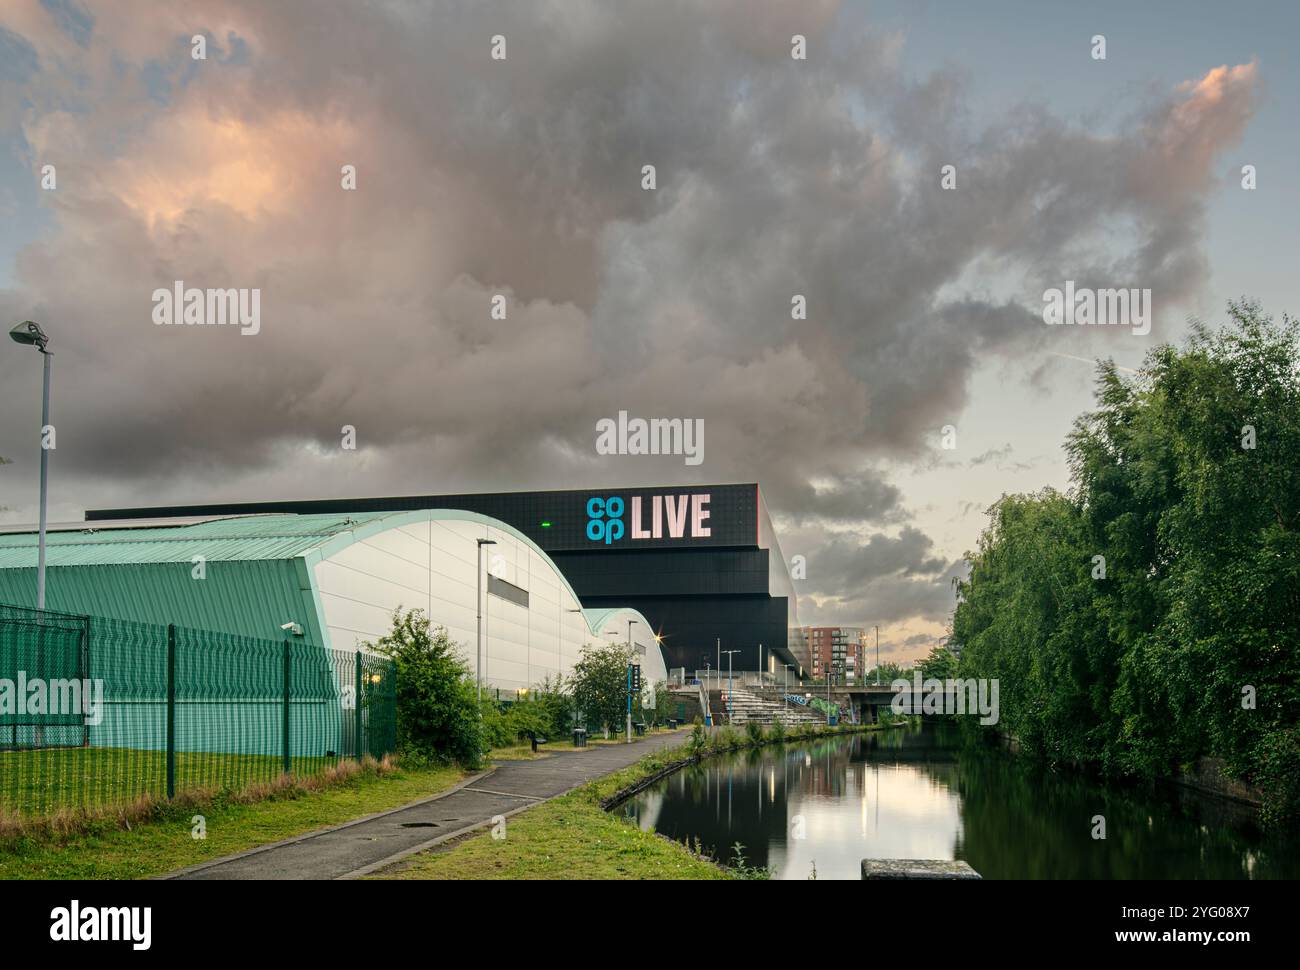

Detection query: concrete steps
xmin=709 ymin=685 xmax=825 ymax=726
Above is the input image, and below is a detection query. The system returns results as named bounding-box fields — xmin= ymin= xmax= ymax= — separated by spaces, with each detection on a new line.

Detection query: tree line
xmin=950 ymin=302 xmax=1299 ymax=827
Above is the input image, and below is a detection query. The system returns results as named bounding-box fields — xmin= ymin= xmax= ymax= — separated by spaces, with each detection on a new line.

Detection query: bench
xmin=633 ymin=721 xmax=647 ymax=736
xmin=527 ymin=732 xmax=549 ymax=753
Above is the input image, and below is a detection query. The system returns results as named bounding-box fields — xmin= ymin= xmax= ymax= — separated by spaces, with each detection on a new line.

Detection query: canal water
xmin=620 ymin=723 xmax=1299 ymax=879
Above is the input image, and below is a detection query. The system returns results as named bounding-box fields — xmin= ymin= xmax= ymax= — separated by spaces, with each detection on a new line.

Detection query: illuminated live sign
xmin=586 ymin=493 xmax=711 ymax=544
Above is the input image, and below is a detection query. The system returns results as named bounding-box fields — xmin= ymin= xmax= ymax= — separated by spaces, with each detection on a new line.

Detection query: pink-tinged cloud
xmin=0 ymin=2 xmax=1262 ymax=638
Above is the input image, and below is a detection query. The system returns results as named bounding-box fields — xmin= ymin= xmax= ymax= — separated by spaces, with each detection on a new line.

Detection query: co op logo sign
xmin=586 ymin=496 xmax=625 ymax=544
xmin=586 ymin=493 xmax=712 ymax=545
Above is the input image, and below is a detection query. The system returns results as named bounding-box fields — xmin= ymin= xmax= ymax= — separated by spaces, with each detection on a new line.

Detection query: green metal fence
xmin=0 ymin=603 xmax=396 ymax=818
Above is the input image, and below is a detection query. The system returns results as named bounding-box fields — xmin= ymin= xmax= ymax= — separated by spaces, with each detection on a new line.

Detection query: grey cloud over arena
xmin=0 ymin=0 xmax=1258 ymax=636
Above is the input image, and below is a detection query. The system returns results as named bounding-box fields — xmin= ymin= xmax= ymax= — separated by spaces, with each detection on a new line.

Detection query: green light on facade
xmin=541 ymin=521 xmax=551 ymax=528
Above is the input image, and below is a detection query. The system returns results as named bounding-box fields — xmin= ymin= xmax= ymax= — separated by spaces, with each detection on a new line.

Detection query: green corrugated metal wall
xmin=0 ymin=512 xmax=393 ymax=568
xmin=0 ymin=512 xmax=392 ymax=646
xmin=0 ymin=559 xmax=322 ymax=646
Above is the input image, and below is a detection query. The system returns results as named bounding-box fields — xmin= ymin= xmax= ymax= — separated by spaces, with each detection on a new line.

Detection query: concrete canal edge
xmin=600 ymin=756 xmax=698 ymax=811
xmin=862 ymin=859 xmax=982 ymax=880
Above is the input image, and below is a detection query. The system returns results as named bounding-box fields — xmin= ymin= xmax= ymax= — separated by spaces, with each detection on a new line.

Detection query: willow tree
xmin=953 ymin=301 xmax=1300 ymax=826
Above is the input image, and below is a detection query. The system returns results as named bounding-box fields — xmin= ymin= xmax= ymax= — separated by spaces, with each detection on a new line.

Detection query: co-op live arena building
xmin=0 ymin=484 xmax=805 ymax=691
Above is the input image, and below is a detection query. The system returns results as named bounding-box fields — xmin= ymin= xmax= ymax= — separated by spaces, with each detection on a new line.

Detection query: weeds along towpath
xmin=163 ymin=730 xmax=690 ymax=880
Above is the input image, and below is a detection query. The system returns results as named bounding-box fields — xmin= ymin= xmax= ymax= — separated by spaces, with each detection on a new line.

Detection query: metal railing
xmin=0 ymin=603 xmax=396 ymax=818
xmin=684 ymin=669 xmax=789 ymax=690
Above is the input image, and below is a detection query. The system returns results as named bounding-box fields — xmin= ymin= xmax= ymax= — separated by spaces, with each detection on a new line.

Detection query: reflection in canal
xmin=621 ymin=723 xmax=1298 ymax=880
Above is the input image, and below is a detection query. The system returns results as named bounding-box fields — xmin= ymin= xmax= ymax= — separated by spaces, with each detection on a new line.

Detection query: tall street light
xmin=626 ymin=619 xmax=637 ymax=742
xmin=475 ymin=538 xmax=497 ymax=701
xmin=9 ymin=322 xmax=52 ymax=610
xmin=567 ymin=608 xmax=584 ymax=729
xmin=722 ymin=649 xmax=740 ymax=724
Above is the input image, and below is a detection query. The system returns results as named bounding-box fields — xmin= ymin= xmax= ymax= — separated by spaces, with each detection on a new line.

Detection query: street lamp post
xmin=722 ymin=649 xmax=740 ymax=724
xmin=567 ymin=608 xmax=584 ymax=730
xmin=9 ymin=322 xmax=52 ymax=610
xmin=475 ymin=538 xmax=497 ymax=701
xmin=627 ymin=619 xmax=637 ymax=742
xmin=783 ymin=663 xmax=793 ymax=693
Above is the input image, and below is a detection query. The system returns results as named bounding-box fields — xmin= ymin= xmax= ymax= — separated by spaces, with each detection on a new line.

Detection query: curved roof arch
xmin=301 ymin=508 xmax=596 ymax=633
xmin=0 ymin=508 xmax=603 ymax=630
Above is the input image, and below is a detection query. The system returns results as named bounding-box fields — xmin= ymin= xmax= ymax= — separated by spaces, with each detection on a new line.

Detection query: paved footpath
xmin=164 ymin=730 xmax=689 ymax=881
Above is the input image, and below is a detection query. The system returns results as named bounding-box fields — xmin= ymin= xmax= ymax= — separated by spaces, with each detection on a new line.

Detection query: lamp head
xmin=9 ymin=321 xmax=49 ymax=351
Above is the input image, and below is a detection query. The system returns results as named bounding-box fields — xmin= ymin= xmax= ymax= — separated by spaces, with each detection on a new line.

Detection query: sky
xmin=0 ymin=0 xmax=1293 ymax=665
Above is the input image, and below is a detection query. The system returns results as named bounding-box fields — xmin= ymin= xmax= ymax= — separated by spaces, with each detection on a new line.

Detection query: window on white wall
xmin=488 ymin=574 xmax=529 ymax=608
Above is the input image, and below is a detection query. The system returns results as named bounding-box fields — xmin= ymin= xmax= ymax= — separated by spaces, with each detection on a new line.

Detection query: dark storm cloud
xmin=779 ymin=518 xmax=965 ymax=628
xmin=809 ymin=527 xmax=949 ymax=593
xmin=781 ymin=472 xmax=905 ymax=527
xmin=0 ymin=1 xmax=1257 ymax=635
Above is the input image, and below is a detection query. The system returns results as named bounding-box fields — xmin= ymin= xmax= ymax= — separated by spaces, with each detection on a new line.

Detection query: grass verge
xmin=488 ymin=743 xmax=551 ymax=761
xmin=378 ymin=748 xmax=729 ymax=880
xmin=0 ymin=758 xmax=467 ymax=880
xmin=379 ymin=721 xmax=878 ymax=880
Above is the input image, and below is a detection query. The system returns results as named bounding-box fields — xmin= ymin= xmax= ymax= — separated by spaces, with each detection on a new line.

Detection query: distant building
xmin=802 ymin=626 xmax=866 ymax=683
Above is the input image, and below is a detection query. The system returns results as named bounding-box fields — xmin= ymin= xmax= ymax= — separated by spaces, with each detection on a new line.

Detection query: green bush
xmin=504 ymin=698 xmax=552 ymax=740
xmin=687 ymin=719 xmax=709 ymax=755
xmin=367 ymin=609 xmax=483 ymax=769
xmin=477 ymin=698 xmax=513 ymax=748
xmin=767 ymin=720 xmax=786 ymax=744
xmin=477 ymin=696 xmax=556 ymax=748
xmin=745 ymin=721 xmax=764 ymax=744
xmin=531 ymin=674 xmax=576 ymax=737
xmin=1254 ymin=727 xmax=1300 ymax=831
xmin=714 ymin=726 xmax=741 ymax=751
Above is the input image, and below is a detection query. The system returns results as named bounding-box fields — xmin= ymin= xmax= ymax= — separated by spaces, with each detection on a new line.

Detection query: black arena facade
xmin=87 ymin=484 xmax=807 ymax=676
